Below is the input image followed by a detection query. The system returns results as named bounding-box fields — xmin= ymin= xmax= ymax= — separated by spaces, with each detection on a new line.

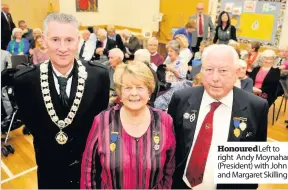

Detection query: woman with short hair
xmin=174 ymin=34 xmax=193 ymax=65
xmin=81 ymin=62 xmax=176 ymax=189
xmin=164 ymin=40 xmax=188 ymax=83
xmin=173 ymin=19 xmax=196 ymax=48
xmin=32 ymin=35 xmax=49 ymax=64
xmin=7 ymin=28 xmax=30 ymax=55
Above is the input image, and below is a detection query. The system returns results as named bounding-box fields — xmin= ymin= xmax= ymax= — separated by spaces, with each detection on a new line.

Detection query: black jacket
xmin=1 ymin=12 xmax=16 ymax=50
xmin=14 ymin=60 xmax=110 ymax=189
xmin=92 ymin=38 xmax=116 ymax=60
xmin=168 ymin=86 xmax=268 ymax=189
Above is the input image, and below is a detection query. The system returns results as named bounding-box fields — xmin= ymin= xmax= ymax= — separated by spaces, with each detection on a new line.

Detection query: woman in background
xmin=33 ymin=35 xmax=49 ymax=64
xmin=174 ymin=34 xmax=193 ymax=65
xmin=237 ymin=59 xmax=253 ymax=93
xmin=81 ymin=62 xmax=175 ymax=189
xmin=173 ymin=19 xmax=196 ymax=48
xmin=7 ymin=28 xmax=30 ymax=55
xmin=164 ymin=40 xmax=188 ymax=83
xmin=213 ymin=11 xmax=237 ymax=44
xmin=246 ymin=41 xmax=261 ymax=72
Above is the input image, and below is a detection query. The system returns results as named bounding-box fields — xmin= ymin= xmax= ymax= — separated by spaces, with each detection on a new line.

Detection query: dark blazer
xmin=1 ymin=12 xmax=16 ymax=50
xmin=92 ymin=38 xmax=116 ymax=60
xmin=168 ymin=86 xmax=268 ymax=189
xmin=241 ymin=77 xmax=253 ymax=93
xmin=124 ymin=35 xmax=142 ymax=55
xmin=248 ymin=67 xmax=280 ymax=106
xmin=14 ymin=60 xmax=110 ymax=189
xmin=114 ymin=33 xmax=126 ymax=53
xmin=213 ymin=24 xmax=237 ymax=44
xmin=22 ymin=28 xmax=34 ymax=43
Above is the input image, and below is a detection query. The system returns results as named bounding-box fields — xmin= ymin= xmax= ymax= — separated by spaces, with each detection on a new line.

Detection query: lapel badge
xmin=110 ymin=143 xmax=116 ymax=152
xmin=233 ymin=117 xmax=240 ymax=128
xmin=111 ymin=132 xmax=118 ymax=143
xmin=205 ymin=123 xmax=211 ymax=129
xmin=189 ymin=111 xmax=196 ymax=123
xmin=234 ymin=128 xmax=241 ymax=138
xmin=153 ymin=135 xmax=160 ymax=144
xmin=154 ymin=144 xmax=160 ymax=151
xmin=183 ymin=113 xmax=190 ymax=119
xmin=239 ymin=117 xmax=247 ymax=131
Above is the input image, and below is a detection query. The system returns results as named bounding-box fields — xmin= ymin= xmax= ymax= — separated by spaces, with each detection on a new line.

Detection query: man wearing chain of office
xmin=14 ymin=13 xmax=110 ymax=189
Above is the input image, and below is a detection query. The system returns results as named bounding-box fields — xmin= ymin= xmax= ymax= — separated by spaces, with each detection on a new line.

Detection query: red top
xmin=80 ymin=104 xmax=176 ymax=189
xmin=254 ymin=68 xmax=269 ymax=89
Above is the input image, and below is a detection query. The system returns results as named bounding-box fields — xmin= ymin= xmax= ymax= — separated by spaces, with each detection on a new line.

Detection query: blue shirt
xmin=173 ymin=27 xmax=192 ymax=47
xmin=7 ymin=39 xmax=30 ymax=55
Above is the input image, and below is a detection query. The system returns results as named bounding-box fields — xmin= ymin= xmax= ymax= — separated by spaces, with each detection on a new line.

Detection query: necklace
xmin=40 ymin=60 xmax=87 ymax=145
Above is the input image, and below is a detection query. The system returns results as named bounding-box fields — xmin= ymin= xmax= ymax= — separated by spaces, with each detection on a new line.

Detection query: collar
xmin=202 ymin=89 xmax=233 ymax=109
xmin=51 ymin=63 xmax=74 ymax=78
xmin=151 ymin=52 xmax=158 ymax=56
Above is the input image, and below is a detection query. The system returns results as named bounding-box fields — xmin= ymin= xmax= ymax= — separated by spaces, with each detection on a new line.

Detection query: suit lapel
xmin=228 ymin=88 xmax=248 ymax=142
xmin=68 ymin=62 xmax=78 ymax=106
xmin=182 ymin=87 xmax=204 ymax=160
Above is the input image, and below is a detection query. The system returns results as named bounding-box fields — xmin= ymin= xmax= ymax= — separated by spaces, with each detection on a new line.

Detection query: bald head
xmin=196 ymin=2 xmax=204 ymax=14
xmin=82 ymin=30 xmax=90 ymax=41
xmin=2 ymin=4 xmax=9 ymax=13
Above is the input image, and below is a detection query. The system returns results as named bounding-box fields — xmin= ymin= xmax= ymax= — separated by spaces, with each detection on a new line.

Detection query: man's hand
xmin=96 ymin=48 xmax=104 ymax=55
xmin=253 ymin=87 xmax=262 ymax=94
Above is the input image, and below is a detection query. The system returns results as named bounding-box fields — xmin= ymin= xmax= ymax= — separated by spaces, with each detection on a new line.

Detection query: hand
xmin=18 ymin=52 xmax=24 ymax=55
xmin=247 ymin=68 xmax=252 ymax=72
xmin=125 ymin=53 xmax=130 ymax=58
xmin=188 ymin=66 xmax=193 ymax=71
xmin=166 ymin=65 xmax=174 ymax=72
xmin=279 ymin=65 xmax=285 ymax=70
xmin=96 ymin=48 xmax=104 ymax=55
xmin=253 ymin=87 xmax=262 ymax=94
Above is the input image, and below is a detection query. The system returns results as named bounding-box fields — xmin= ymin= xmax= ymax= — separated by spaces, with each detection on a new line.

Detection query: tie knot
xmin=58 ymin=76 xmax=68 ymax=89
xmin=210 ymin=102 xmax=221 ymax=112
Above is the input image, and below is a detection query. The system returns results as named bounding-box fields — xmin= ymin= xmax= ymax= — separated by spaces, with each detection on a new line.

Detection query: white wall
xmin=59 ymin=0 xmax=160 ymax=32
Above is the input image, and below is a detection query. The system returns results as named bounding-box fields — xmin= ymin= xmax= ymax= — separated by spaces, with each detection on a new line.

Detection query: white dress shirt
xmin=51 ymin=64 xmax=74 ymax=98
xmin=197 ymin=14 xmax=205 ymax=37
xmin=78 ymin=39 xmax=96 ymax=61
xmin=89 ymin=33 xmax=97 ymax=45
xmin=102 ymin=38 xmax=108 ymax=49
xmin=183 ymin=90 xmax=233 ymax=189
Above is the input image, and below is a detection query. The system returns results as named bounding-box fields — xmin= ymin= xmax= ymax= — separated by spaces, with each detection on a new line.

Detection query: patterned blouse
xmin=81 ymin=105 xmax=176 ymax=189
xmin=164 ymin=58 xmax=188 ymax=83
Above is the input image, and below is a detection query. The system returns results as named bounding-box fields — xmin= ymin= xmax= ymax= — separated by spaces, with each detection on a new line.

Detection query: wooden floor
xmin=1 ymin=97 xmax=287 ymax=189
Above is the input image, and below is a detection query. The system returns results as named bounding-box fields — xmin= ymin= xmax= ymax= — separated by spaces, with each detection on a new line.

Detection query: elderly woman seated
xmin=174 ymin=34 xmax=193 ymax=65
xmin=29 ymin=28 xmax=42 ymax=54
xmin=248 ymin=49 xmax=280 ymax=107
xmin=122 ymin=29 xmax=142 ymax=60
xmin=236 ymin=59 xmax=253 ymax=93
xmin=245 ymin=41 xmax=261 ymax=72
xmin=107 ymin=48 xmax=125 ymax=105
xmin=7 ymin=28 xmax=30 ymax=55
xmin=147 ymin=37 xmax=164 ymax=67
xmin=163 ymin=40 xmax=188 ymax=83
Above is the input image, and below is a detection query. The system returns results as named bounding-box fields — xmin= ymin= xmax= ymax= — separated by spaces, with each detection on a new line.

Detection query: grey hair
xmin=166 ymin=40 xmax=181 ymax=54
xmin=261 ymin=49 xmax=276 ymax=57
xmin=97 ymin=28 xmax=107 ymax=37
xmin=43 ymin=13 xmax=79 ymax=36
xmin=12 ymin=28 xmax=23 ymax=39
xmin=123 ymin=29 xmax=132 ymax=38
xmin=148 ymin=37 xmax=159 ymax=44
xmin=134 ymin=49 xmax=151 ymax=63
xmin=109 ymin=48 xmax=124 ymax=61
xmin=107 ymin=24 xmax=115 ymax=32
xmin=202 ymin=44 xmax=239 ymax=67
xmin=33 ymin=28 xmax=42 ymax=33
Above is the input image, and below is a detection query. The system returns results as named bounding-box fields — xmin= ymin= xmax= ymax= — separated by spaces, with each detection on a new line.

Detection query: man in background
xmin=189 ymin=2 xmax=215 ymax=54
xmin=1 ymin=4 xmax=15 ymax=50
xmin=78 ymin=30 xmax=95 ymax=61
xmin=18 ymin=20 xmax=34 ymax=43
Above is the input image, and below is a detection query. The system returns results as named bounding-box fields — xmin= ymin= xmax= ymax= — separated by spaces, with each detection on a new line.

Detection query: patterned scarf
xmin=10 ymin=39 xmax=24 ymax=54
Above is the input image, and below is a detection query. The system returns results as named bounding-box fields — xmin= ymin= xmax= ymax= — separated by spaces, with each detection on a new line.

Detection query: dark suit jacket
xmin=93 ymin=38 xmax=116 ymax=60
xmin=124 ymin=35 xmax=142 ymax=55
xmin=114 ymin=33 xmax=126 ymax=53
xmin=248 ymin=67 xmax=280 ymax=106
xmin=213 ymin=25 xmax=237 ymax=44
xmin=14 ymin=60 xmax=110 ymax=189
xmin=1 ymin=12 xmax=16 ymax=50
xmin=168 ymin=86 xmax=268 ymax=189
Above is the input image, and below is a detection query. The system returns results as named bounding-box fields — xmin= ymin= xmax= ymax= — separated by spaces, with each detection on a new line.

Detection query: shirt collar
xmin=52 ymin=64 xmax=74 ymax=78
xmin=202 ymin=89 xmax=233 ymax=109
xmin=151 ymin=52 xmax=158 ymax=56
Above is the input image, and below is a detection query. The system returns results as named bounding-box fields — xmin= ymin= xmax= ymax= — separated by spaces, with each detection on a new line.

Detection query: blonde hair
xmin=185 ymin=19 xmax=196 ymax=29
xmin=175 ymin=34 xmax=189 ymax=48
xmin=114 ymin=62 xmax=155 ymax=96
xmin=193 ymin=72 xmax=203 ymax=86
xmin=106 ymin=24 xmax=115 ymax=32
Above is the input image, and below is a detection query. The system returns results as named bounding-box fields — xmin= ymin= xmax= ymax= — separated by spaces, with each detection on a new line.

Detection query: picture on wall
xmin=76 ymin=0 xmax=98 ymax=12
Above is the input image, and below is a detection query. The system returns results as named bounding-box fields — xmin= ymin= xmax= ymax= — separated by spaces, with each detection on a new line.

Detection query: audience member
xmin=1 ymin=4 xmax=16 ymax=50
xmin=18 ymin=20 xmax=33 ymax=43
xmin=237 ymin=59 xmax=253 ymax=93
xmin=29 ymin=28 xmax=43 ymax=52
xmin=213 ymin=11 xmax=237 ymax=44
xmin=174 ymin=34 xmax=193 ymax=65
xmin=228 ymin=39 xmax=241 ymax=58
xmin=193 ymin=72 xmax=203 ymax=86
xmin=78 ymin=30 xmax=95 ymax=61
xmin=89 ymin=25 xmax=100 ymax=45
xmin=7 ymin=28 xmax=30 ymax=55
xmin=248 ymin=49 xmax=281 ymax=106
xmin=122 ymin=29 xmax=142 ymax=60
xmin=194 ymin=40 xmax=210 ymax=60
xmin=189 ymin=2 xmax=215 ymax=53
xmin=81 ymin=62 xmax=175 ymax=189
xmin=106 ymin=24 xmax=126 ymax=54
xmin=32 ymin=35 xmax=49 ymax=64
xmin=147 ymin=37 xmax=164 ymax=67
xmin=93 ymin=28 xmax=116 ymax=61
xmin=1 ymin=50 xmax=12 ymax=71
xmin=173 ymin=19 xmax=196 ymax=49
xmin=246 ymin=41 xmax=261 ymax=71
xmin=164 ymin=40 xmax=188 ymax=83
